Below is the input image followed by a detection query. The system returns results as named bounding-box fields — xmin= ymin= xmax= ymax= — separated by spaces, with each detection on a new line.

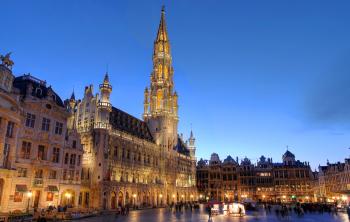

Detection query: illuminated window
xmin=20 ymin=141 xmax=31 ymax=159
xmin=14 ymin=192 xmax=23 ymax=202
xmin=47 ymin=192 xmax=54 ymax=201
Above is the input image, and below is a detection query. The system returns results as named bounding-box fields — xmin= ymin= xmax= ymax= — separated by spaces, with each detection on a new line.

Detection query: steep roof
xmin=175 ymin=137 xmax=190 ymax=156
xmin=109 ymin=106 xmax=154 ymax=142
xmin=283 ymin=150 xmax=295 ymax=159
xmin=13 ymin=74 xmax=64 ymax=107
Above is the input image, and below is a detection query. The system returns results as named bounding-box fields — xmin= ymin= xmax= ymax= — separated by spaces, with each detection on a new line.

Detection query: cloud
xmin=304 ymin=52 xmax=350 ymax=128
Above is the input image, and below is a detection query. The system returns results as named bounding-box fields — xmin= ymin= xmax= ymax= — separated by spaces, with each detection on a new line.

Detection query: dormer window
xmin=35 ymin=88 xmax=42 ymax=96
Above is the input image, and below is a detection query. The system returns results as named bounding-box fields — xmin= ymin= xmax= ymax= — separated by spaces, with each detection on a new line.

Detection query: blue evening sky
xmin=1 ymin=0 xmax=350 ymax=169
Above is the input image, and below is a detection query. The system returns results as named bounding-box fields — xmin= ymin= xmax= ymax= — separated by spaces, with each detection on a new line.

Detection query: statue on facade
xmin=0 ymin=52 xmax=14 ymax=69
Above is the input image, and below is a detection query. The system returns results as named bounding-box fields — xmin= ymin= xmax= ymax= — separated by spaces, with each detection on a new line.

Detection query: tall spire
xmin=156 ymin=5 xmax=168 ymax=42
xmin=144 ymin=6 xmax=179 ymax=149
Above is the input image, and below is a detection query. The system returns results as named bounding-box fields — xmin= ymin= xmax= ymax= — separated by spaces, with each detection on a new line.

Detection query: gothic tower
xmin=144 ymin=6 xmax=179 ymax=150
xmin=188 ymin=130 xmax=196 ymax=159
xmin=97 ymin=73 xmax=112 ymax=128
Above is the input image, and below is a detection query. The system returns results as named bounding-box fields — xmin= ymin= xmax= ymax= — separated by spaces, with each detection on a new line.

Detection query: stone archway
xmin=110 ymin=191 xmax=117 ymax=209
xmin=118 ymin=191 xmax=123 ymax=207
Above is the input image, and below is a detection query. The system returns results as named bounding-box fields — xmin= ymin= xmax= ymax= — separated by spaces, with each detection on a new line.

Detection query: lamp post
xmin=26 ymin=191 xmax=33 ymax=213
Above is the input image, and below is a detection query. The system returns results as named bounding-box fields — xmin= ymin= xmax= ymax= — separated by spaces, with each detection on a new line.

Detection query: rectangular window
xmin=41 ymin=118 xmax=50 ymax=131
xmin=55 ymin=122 xmax=63 ymax=135
xmin=25 ymin=113 xmax=36 ymax=128
xmin=14 ymin=192 xmax=23 ymax=202
xmin=37 ymin=145 xmax=47 ymax=160
xmin=17 ymin=168 xmax=27 ymax=177
xmin=76 ymin=170 xmax=80 ymax=181
xmin=46 ymin=192 xmax=54 ymax=201
xmin=69 ymin=170 xmax=74 ymax=180
xmin=52 ymin=147 xmax=60 ymax=163
xmin=85 ymin=192 xmax=89 ymax=206
xmin=64 ymin=153 xmax=69 ymax=164
xmin=70 ymin=154 xmax=76 ymax=165
xmin=6 ymin=121 xmax=15 ymax=137
xmin=77 ymin=155 xmax=81 ymax=166
xmin=63 ymin=170 xmax=67 ymax=180
xmin=72 ymin=140 xmax=77 ymax=149
xmin=78 ymin=192 xmax=83 ymax=205
xmin=34 ymin=169 xmax=43 ymax=178
xmin=3 ymin=143 xmax=10 ymax=168
xmin=48 ymin=170 xmax=57 ymax=179
xmin=20 ymin=141 xmax=31 ymax=159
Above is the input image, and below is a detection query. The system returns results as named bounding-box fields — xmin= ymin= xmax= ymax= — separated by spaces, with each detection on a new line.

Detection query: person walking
xmin=208 ymin=206 xmax=212 ymax=221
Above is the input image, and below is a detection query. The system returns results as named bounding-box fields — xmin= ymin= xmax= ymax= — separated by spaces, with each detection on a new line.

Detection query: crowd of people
xmin=168 ymin=202 xmax=200 ymax=213
xmin=262 ymin=202 xmax=350 ymax=219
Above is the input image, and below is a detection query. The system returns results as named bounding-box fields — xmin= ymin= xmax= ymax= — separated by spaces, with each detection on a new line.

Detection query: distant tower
xmin=97 ymin=73 xmax=112 ymax=128
xmin=67 ymin=90 xmax=76 ymax=130
xmin=144 ymin=6 xmax=179 ymax=149
xmin=188 ymin=130 xmax=196 ymax=159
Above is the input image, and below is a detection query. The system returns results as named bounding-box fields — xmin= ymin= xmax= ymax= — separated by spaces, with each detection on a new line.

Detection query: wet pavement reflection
xmin=82 ymin=206 xmax=349 ymax=222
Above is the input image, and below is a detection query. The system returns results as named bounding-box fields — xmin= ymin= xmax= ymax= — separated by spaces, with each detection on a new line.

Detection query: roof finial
xmin=161 ymin=5 xmax=165 ymax=14
xmin=70 ymin=88 xmax=75 ymax=100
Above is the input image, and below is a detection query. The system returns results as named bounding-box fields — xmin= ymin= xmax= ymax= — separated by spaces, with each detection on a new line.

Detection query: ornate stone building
xmin=69 ymin=7 xmax=197 ymax=210
xmin=196 ymin=150 xmax=314 ymax=203
xmin=317 ymin=159 xmax=350 ymax=203
xmin=0 ymin=57 xmax=83 ymax=212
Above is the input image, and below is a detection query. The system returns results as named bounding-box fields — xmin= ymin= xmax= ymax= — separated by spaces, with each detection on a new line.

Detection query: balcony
xmin=97 ymin=101 xmax=112 ymax=111
xmin=99 ymin=83 xmax=112 ymax=91
xmin=94 ymin=122 xmax=111 ymax=130
xmin=33 ymin=178 xmax=43 ymax=187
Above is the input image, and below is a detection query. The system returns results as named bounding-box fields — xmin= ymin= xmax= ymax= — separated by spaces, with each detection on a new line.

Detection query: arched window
xmin=157 ymin=90 xmax=163 ymax=109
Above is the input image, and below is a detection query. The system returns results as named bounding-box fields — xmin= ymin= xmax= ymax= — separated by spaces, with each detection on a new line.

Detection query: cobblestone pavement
xmin=81 ymin=207 xmax=350 ymax=222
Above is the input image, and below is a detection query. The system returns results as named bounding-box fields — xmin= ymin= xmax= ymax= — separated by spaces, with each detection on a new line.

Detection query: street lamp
xmin=26 ymin=191 xmax=33 ymax=213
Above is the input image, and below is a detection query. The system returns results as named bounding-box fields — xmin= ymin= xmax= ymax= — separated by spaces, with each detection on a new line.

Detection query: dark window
xmin=25 ymin=113 xmax=36 ymax=128
xmin=64 ymin=153 xmax=69 ymax=164
xmin=52 ymin=147 xmax=60 ymax=163
xmin=6 ymin=121 xmax=15 ymax=137
xmin=37 ymin=145 xmax=46 ymax=160
xmin=55 ymin=122 xmax=63 ymax=135
xmin=41 ymin=118 xmax=50 ymax=131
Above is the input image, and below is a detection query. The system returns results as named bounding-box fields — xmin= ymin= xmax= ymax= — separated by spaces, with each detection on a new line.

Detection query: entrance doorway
xmin=111 ymin=192 xmax=116 ymax=209
xmin=34 ymin=191 xmax=41 ymax=208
